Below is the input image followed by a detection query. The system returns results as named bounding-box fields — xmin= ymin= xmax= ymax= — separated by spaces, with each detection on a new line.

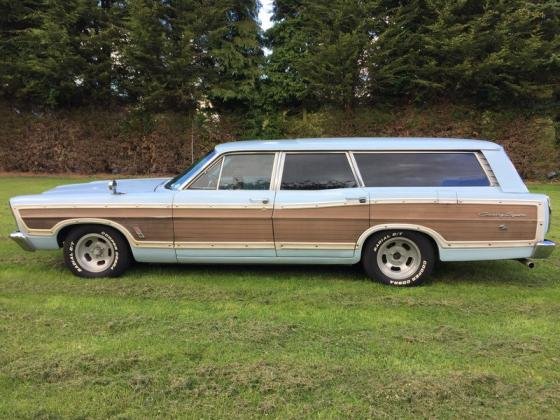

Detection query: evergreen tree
xmin=429 ymin=0 xmax=560 ymax=105
xmin=77 ymin=0 xmax=127 ymax=105
xmin=123 ymin=0 xmax=196 ymax=111
xmin=367 ymin=0 xmax=440 ymax=103
xmin=368 ymin=0 xmax=560 ymax=106
xmin=123 ymin=0 xmax=262 ymax=112
xmin=16 ymin=0 xmax=90 ymax=107
xmin=0 ymin=0 xmax=125 ymax=107
xmin=197 ymin=0 xmax=262 ymax=110
xmin=0 ymin=0 xmax=46 ymax=104
xmin=264 ymin=0 xmax=376 ymax=110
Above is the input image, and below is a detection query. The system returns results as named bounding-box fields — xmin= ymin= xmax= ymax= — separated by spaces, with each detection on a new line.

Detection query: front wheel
xmin=63 ymin=225 xmax=131 ymax=278
xmin=362 ymin=230 xmax=435 ymax=286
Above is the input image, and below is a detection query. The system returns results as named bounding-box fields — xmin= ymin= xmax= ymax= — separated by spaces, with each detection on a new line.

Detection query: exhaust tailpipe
xmin=517 ymin=258 xmax=535 ymax=269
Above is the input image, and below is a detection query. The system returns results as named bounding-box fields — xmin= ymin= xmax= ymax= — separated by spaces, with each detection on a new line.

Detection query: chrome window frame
xmin=349 ymin=150 xmax=494 ymax=188
xmin=475 ymin=151 xmax=499 ymax=187
xmin=185 ymin=156 xmax=224 ymax=191
xmin=180 ymin=149 xmax=495 ymax=191
xmin=277 ymin=151 xmax=361 ymax=191
xmin=182 ymin=151 xmax=279 ymax=191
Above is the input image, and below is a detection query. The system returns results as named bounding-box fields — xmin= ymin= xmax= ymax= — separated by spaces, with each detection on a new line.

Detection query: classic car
xmin=9 ymin=137 xmax=556 ymax=286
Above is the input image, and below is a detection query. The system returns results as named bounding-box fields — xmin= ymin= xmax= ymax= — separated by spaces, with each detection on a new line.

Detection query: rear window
xmin=281 ymin=153 xmax=357 ymax=190
xmin=354 ymin=152 xmax=490 ymax=187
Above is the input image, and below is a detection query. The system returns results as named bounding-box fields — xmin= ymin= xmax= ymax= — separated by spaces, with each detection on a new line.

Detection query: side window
xmin=188 ymin=157 xmax=222 ymax=190
xmin=281 ymin=153 xmax=357 ymax=190
xmin=354 ymin=152 xmax=490 ymax=187
xmin=218 ymin=154 xmax=275 ymax=190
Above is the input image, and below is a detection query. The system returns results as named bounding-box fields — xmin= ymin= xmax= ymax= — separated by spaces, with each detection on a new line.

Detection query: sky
xmin=258 ymin=0 xmax=274 ymax=31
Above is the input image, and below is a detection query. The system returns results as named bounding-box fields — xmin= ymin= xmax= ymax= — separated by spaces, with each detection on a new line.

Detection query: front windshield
xmin=165 ymin=150 xmax=217 ymax=190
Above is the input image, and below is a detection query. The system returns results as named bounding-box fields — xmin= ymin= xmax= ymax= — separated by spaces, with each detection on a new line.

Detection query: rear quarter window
xmin=354 ymin=152 xmax=490 ymax=187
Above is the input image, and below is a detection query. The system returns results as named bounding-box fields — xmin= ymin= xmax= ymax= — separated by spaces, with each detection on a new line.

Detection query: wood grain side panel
xmin=113 ymin=218 xmax=173 ymax=241
xmin=370 ymin=203 xmax=538 ymax=241
xmin=20 ymin=208 xmax=173 ymax=242
xmin=273 ymin=205 xmax=369 ymax=243
xmin=173 ymin=209 xmax=274 ymax=242
xmin=23 ymin=217 xmax=68 ymax=230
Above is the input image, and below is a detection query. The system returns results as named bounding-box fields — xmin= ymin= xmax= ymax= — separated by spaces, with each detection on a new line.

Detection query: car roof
xmin=214 ymin=137 xmax=502 ymax=153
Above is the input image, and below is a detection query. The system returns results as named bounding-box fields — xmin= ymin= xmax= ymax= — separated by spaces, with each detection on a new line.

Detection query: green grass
xmin=1 ymin=175 xmax=559 ymax=418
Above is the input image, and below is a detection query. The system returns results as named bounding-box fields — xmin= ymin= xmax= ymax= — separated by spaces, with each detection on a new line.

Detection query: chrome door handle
xmin=345 ymin=197 xmax=367 ymax=204
xmin=249 ymin=198 xmax=270 ymax=204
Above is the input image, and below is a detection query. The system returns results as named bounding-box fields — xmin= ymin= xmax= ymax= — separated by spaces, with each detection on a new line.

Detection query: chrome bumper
xmin=532 ymin=239 xmax=556 ymax=259
xmin=9 ymin=231 xmax=35 ymax=252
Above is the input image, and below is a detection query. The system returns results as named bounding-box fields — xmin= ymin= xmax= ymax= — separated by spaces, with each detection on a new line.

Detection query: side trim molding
xmin=356 ymin=223 xmax=538 ymax=250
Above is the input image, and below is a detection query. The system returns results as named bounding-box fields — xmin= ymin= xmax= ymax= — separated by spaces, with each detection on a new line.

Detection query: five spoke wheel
xmin=362 ymin=230 xmax=435 ymax=286
xmin=75 ymin=233 xmax=116 ymax=273
xmin=63 ymin=226 xmax=131 ymax=278
xmin=376 ymin=237 xmax=422 ymax=280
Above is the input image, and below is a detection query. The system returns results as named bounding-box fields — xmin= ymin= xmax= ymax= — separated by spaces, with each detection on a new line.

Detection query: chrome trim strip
xmin=356 ymin=223 xmax=539 ymax=250
xmin=14 ymin=204 xmax=172 ymax=209
xmin=277 ymin=242 xmax=356 ymax=250
xmin=172 ymin=204 xmax=273 ymax=210
xmin=216 ymin=155 xmax=225 ymax=188
xmin=475 ymin=151 xmax=499 ymax=187
xmin=269 ymin=152 xmax=282 ymax=192
xmin=345 ymin=152 xmax=362 ymax=188
xmin=175 ymin=242 xmax=275 ymax=249
xmin=180 ymin=152 xmax=221 ymax=190
xmin=271 ymin=152 xmax=285 ymax=191
xmin=278 ymin=201 xmax=366 ymax=209
xmin=348 ymin=152 xmax=365 ymax=187
xmin=182 ymin=155 xmax=223 ymax=191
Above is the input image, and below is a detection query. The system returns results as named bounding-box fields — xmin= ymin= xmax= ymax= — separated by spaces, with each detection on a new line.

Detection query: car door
xmin=173 ymin=152 xmax=278 ymax=260
xmin=273 ymin=152 xmax=369 ymax=258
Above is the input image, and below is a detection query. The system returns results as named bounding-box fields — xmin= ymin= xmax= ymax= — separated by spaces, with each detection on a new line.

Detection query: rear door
xmin=273 ymin=152 xmax=369 ymax=258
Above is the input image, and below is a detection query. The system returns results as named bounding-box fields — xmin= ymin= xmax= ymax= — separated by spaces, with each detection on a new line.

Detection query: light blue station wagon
xmin=9 ymin=137 xmax=555 ymax=286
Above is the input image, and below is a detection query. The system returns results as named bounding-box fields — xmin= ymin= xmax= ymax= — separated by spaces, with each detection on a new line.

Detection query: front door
xmin=273 ymin=152 xmax=369 ymax=258
xmin=173 ymin=153 xmax=277 ymax=260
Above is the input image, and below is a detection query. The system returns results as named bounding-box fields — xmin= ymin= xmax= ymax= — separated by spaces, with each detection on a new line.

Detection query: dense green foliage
xmin=266 ymin=0 xmax=560 ymax=110
xmin=1 ymin=177 xmax=560 ymax=417
xmin=0 ymin=0 xmax=261 ymax=111
xmin=1 ymin=0 xmax=558 ymax=114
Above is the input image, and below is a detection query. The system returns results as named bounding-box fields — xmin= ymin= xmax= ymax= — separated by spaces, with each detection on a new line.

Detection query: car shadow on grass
xmin=126 ymin=258 xmax=552 ymax=287
xmin=129 ymin=262 xmax=368 ymax=283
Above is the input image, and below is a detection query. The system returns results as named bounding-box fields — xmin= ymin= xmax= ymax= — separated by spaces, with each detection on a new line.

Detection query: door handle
xmin=249 ymin=198 xmax=270 ymax=204
xmin=345 ymin=197 xmax=368 ymax=204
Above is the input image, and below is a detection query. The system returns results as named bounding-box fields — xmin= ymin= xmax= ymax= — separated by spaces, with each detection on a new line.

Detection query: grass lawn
xmin=1 ymin=175 xmax=559 ymax=418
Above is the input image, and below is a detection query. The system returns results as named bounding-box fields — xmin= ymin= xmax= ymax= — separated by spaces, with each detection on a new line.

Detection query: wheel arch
xmin=55 ymin=219 xmax=135 ymax=249
xmin=357 ymin=224 xmax=442 ymax=261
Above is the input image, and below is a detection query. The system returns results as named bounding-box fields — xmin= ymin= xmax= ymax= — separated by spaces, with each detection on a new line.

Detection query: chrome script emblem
xmin=478 ymin=212 xmax=527 ymax=218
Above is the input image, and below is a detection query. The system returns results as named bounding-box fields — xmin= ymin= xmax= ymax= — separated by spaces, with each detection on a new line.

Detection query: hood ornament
xmin=108 ymin=179 xmax=123 ymax=195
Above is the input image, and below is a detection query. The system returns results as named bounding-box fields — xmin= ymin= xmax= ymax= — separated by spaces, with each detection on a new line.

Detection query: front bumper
xmin=532 ymin=239 xmax=556 ymax=259
xmin=9 ymin=231 xmax=35 ymax=252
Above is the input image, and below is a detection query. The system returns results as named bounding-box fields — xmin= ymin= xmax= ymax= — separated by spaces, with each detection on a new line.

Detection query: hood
xmin=42 ymin=178 xmax=170 ymax=195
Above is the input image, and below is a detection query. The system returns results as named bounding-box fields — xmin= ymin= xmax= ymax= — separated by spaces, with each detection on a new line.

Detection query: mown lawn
xmin=1 ymin=175 xmax=559 ymax=418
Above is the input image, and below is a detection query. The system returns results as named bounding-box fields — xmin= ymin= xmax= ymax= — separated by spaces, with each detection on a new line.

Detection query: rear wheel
xmin=362 ymin=230 xmax=435 ymax=286
xmin=63 ymin=225 xmax=131 ymax=278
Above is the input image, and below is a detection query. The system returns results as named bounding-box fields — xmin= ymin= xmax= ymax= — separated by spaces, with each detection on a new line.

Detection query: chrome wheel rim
xmin=376 ymin=237 xmax=421 ymax=280
xmin=75 ymin=233 xmax=115 ymax=273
